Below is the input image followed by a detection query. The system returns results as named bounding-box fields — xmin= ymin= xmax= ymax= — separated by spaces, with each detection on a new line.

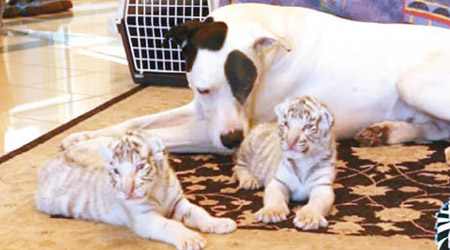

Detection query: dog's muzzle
xmin=220 ymin=130 xmax=244 ymax=149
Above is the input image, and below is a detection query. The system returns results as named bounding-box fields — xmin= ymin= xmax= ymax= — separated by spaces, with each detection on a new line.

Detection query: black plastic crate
xmin=117 ymin=0 xmax=211 ymax=86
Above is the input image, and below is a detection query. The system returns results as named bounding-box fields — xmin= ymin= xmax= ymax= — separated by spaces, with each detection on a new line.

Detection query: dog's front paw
xmin=238 ymin=175 xmax=261 ymax=190
xmin=174 ymin=231 xmax=206 ymax=250
xmin=254 ymin=204 xmax=289 ymax=223
xmin=354 ymin=125 xmax=388 ymax=147
xmin=294 ymin=207 xmax=328 ymax=230
xmin=201 ymin=217 xmax=237 ymax=234
xmin=59 ymin=131 xmax=92 ymax=150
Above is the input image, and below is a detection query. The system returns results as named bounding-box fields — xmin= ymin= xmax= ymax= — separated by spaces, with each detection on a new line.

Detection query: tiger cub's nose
xmin=287 ymin=135 xmax=299 ymax=149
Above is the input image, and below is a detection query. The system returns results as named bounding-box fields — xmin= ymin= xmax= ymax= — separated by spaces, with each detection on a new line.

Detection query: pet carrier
xmin=116 ymin=0 xmax=221 ymax=86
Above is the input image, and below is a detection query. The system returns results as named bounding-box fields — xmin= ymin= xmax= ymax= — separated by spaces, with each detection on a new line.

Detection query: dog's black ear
xmin=166 ymin=19 xmax=227 ymax=51
xmin=225 ymin=50 xmax=257 ymax=105
xmin=165 ymin=20 xmax=203 ymax=47
xmin=166 ymin=20 xmax=204 ymax=72
xmin=166 ymin=18 xmax=228 ymax=72
xmin=192 ymin=21 xmax=227 ymax=50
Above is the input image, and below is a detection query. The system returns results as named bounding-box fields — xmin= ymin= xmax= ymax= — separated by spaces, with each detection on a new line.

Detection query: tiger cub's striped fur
xmin=233 ymin=96 xmax=336 ymax=230
xmin=36 ymin=131 xmax=236 ymax=250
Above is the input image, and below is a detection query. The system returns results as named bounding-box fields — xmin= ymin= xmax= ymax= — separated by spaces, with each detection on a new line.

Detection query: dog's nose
xmin=220 ymin=130 xmax=244 ymax=149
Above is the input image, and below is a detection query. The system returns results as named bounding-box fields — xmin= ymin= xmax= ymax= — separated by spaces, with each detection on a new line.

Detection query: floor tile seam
xmin=10 ymin=92 xmax=119 ymax=122
xmin=0 ymin=70 xmax=94 ymax=89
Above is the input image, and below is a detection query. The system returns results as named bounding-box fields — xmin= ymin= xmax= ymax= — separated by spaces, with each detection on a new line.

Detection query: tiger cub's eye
xmin=305 ymin=124 xmax=317 ymax=131
xmin=136 ymin=163 xmax=145 ymax=170
xmin=113 ymin=169 xmax=119 ymax=175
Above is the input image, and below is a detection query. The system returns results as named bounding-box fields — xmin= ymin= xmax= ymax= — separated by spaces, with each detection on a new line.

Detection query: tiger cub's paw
xmin=175 ymin=231 xmax=206 ymax=250
xmin=294 ymin=207 xmax=328 ymax=230
xmin=254 ymin=204 xmax=290 ymax=223
xmin=60 ymin=131 xmax=92 ymax=150
xmin=201 ymin=217 xmax=237 ymax=234
xmin=238 ymin=175 xmax=261 ymax=190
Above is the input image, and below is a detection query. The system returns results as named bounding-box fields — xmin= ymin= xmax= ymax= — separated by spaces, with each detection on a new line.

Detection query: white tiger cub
xmin=233 ymin=96 xmax=336 ymax=230
xmin=36 ymin=130 xmax=236 ymax=250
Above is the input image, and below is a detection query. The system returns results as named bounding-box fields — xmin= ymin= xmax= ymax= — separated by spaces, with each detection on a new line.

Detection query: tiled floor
xmin=0 ymin=0 xmax=136 ymax=155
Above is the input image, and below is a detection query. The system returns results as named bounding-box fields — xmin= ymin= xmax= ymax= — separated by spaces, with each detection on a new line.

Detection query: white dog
xmin=61 ymin=3 xmax=450 ymax=163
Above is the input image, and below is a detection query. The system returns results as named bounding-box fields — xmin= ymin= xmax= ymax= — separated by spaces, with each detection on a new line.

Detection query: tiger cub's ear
xmin=147 ymin=135 xmax=166 ymax=155
xmin=147 ymin=135 xmax=169 ymax=171
xmin=99 ymin=144 xmax=114 ymax=167
xmin=319 ymin=104 xmax=335 ymax=130
xmin=274 ymin=99 xmax=290 ymax=119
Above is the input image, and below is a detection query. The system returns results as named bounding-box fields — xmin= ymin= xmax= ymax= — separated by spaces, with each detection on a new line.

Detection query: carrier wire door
xmin=117 ymin=0 xmax=214 ymax=86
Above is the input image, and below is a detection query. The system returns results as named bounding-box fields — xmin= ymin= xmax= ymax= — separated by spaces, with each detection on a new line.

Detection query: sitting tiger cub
xmin=36 ymin=131 xmax=236 ymax=250
xmin=233 ymin=96 xmax=336 ymax=230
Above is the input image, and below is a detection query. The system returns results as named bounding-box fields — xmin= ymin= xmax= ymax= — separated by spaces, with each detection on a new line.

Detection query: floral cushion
xmin=219 ymin=0 xmax=450 ymax=29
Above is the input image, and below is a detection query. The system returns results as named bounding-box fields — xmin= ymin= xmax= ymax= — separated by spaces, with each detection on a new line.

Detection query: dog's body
xmin=62 ymin=4 xmax=450 ymax=162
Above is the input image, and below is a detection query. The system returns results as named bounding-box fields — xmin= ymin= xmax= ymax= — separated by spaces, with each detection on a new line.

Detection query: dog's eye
xmin=197 ymin=88 xmax=210 ymax=95
xmin=136 ymin=163 xmax=145 ymax=170
xmin=113 ymin=169 xmax=119 ymax=175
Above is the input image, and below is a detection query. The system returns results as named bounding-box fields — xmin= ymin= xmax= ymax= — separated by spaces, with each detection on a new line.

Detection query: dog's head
xmin=166 ymin=16 xmax=290 ymax=149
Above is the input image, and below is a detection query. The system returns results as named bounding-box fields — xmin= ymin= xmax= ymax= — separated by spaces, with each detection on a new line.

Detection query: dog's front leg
xmin=61 ymin=101 xmax=201 ymax=149
xmin=147 ymin=120 xmax=231 ymax=153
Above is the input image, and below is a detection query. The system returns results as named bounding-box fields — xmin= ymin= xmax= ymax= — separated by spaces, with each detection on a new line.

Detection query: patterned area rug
xmin=0 ymin=86 xmax=438 ymax=249
xmin=171 ymin=140 xmax=450 ymax=239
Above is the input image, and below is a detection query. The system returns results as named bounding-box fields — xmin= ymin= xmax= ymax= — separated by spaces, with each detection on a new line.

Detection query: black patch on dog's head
xmin=165 ymin=17 xmax=228 ymax=72
xmin=192 ymin=22 xmax=227 ymax=50
xmin=204 ymin=16 xmax=214 ymax=23
xmin=225 ymin=50 xmax=257 ymax=105
xmin=181 ymin=43 xmax=198 ymax=73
